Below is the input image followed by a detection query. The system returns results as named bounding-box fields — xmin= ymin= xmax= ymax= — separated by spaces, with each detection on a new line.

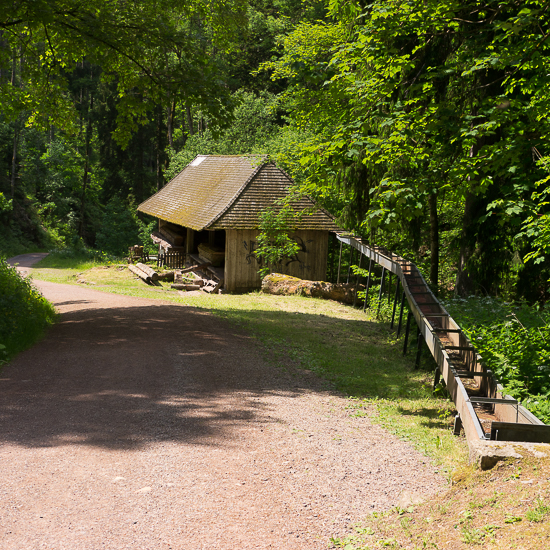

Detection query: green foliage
xmin=166 ymin=91 xmax=283 ymax=180
xmin=0 ymin=192 xmax=12 ymax=215
xmin=92 ymin=199 xmax=155 ymax=257
xmin=0 ymin=0 xmax=247 ymax=143
xmin=443 ymin=296 xmax=550 ymax=422
xmin=255 ymin=207 xmax=301 ymax=278
xmin=263 ymin=0 xmax=550 ymax=296
xmin=519 ymin=156 xmax=550 ymax=273
xmin=95 ymin=197 xmax=141 ymax=256
xmin=137 ymin=218 xmax=158 ymax=255
xmin=0 ymin=256 xmax=56 ymax=360
xmin=33 ymin=139 xmax=83 ymax=237
xmin=526 ymin=497 xmax=550 ymax=523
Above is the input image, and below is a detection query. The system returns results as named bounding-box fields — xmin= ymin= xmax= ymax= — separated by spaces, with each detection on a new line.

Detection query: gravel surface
xmin=1 ymin=254 xmax=444 ymax=549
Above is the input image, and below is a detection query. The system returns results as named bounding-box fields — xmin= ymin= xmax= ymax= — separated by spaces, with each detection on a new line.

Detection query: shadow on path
xmin=0 ymin=302 xmax=318 ymax=451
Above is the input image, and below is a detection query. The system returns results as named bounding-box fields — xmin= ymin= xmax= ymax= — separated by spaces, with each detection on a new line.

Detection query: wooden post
xmin=396 ymin=291 xmax=406 ymax=336
xmin=336 ymin=240 xmax=343 ymax=284
xmin=327 ymin=232 xmax=336 ymax=283
xmin=377 ymin=267 xmax=386 ymax=315
xmin=391 ymin=279 xmax=400 ymax=328
xmin=387 ymin=273 xmax=393 ymax=304
xmin=414 ymin=329 xmax=423 ymax=370
xmin=346 ymin=244 xmax=354 ymax=284
xmin=363 ymin=257 xmax=374 ymax=311
xmin=433 ymin=367 xmax=441 ymax=391
xmin=353 ymin=252 xmax=363 ymax=307
xmin=403 ymin=311 xmax=412 ymax=355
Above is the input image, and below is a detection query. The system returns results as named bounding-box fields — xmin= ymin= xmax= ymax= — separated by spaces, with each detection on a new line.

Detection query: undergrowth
xmin=0 ymin=256 xmax=56 ymax=363
xmin=443 ymin=296 xmax=550 ymax=423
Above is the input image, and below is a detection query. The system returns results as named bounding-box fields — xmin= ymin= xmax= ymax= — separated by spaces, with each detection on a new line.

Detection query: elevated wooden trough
xmin=335 ymin=233 xmax=550 ymax=454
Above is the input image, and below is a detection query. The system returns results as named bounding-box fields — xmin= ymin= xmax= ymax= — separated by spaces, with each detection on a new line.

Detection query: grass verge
xmin=331 ymin=456 xmax=550 ymax=549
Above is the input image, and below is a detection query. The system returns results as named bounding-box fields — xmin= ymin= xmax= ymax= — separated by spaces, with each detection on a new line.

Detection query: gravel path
xmin=1 ymin=254 xmax=444 ymax=549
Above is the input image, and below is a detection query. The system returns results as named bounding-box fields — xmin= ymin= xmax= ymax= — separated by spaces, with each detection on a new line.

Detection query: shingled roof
xmin=137 ymin=155 xmax=339 ymax=231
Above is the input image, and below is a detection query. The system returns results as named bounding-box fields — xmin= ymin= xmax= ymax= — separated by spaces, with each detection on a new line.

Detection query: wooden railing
xmin=335 ymin=233 xmax=550 ymax=445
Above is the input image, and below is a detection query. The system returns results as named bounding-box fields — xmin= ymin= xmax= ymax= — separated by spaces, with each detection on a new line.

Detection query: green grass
xmin=330 ymin=457 xmax=550 ymax=549
xmin=31 ymin=252 xmax=468 ymax=471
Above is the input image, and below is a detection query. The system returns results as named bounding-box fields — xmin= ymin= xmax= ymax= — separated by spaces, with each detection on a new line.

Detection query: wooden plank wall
xmin=225 ymin=229 xmax=329 ymax=292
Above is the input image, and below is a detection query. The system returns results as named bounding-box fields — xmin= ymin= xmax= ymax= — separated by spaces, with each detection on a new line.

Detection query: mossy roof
xmin=137 ymin=155 xmax=339 ymax=231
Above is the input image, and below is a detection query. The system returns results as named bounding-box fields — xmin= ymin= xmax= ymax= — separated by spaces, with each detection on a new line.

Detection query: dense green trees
xmin=263 ymin=0 xmax=550 ymax=299
xmin=0 ymin=0 xmax=315 ymax=254
xmin=1 ymin=0 xmax=549 ymax=301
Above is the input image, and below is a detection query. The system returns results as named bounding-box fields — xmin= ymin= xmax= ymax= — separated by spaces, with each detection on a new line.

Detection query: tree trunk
xmin=79 ymin=90 xmax=93 ymax=238
xmin=167 ymin=99 xmax=175 ymax=148
xmin=185 ymin=103 xmax=194 ymax=136
xmin=455 ymin=191 xmax=478 ymax=296
xmin=156 ymin=104 xmax=162 ymax=191
xmin=10 ymin=49 xmax=19 ymax=205
xmin=10 ymin=122 xmax=18 ymax=200
xmin=429 ymin=190 xmax=439 ymax=291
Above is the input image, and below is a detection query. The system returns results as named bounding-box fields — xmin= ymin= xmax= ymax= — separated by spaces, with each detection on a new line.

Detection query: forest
xmin=1 ymin=0 xmax=549 ymax=302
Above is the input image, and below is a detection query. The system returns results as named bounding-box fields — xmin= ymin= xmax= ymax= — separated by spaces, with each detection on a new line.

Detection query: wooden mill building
xmin=137 ymin=155 xmax=339 ymax=292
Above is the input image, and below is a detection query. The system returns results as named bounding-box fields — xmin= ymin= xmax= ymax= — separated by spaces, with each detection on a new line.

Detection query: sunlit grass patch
xmin=334 ymin=457 xmax=550 ymax=549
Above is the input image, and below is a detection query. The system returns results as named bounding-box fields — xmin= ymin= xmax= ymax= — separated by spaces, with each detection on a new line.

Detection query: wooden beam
xmin=182 ymin=262 xmax=212 ymax=274
xmin=136 ymin=262 xmax=158 ymax=281
xmin=128 ymin=264 xmax=151 ymax=284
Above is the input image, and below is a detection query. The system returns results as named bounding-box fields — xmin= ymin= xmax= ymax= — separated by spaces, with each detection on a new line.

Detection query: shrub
xmin=0 ymin=256 xmax=56 ymax=361
xmin=443 ymin=296 xmax=550 ymax=423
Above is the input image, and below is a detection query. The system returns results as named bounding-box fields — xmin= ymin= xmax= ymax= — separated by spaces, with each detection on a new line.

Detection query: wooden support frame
xmin=433 ymin=367 xmax=441 ymax=391
xmin=334 ymin=232 xmax=550 ymax=447
xmin=377 ymin=266 xmax=386 ymax=314
xmin=403 ymin=311 xmax=412 ymax=355
xmin=336 ymin=240 xmax=343 ymax=284
xmin=346 ymin=244 xmax=354 ymax=284
xmin=414 ymin=331 xmax=423 ymax=370
xmin=396 ymin=291 xmax=406 ymax=337
xmin=353 ymin=252 xmax=363 ymax=307
xmin=363 ymin=257 xmax=373 ymax=311
xmin=391 ymin=279 xmax=400 ymax=328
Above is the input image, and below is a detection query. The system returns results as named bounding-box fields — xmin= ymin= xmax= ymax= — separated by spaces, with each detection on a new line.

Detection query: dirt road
xmin=1 ymin=255 xmax=443 ymax=549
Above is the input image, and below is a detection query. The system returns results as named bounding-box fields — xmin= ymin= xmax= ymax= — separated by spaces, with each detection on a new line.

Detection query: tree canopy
xmin=262 ymin=0 xmax=550 ymax=297
xmin=0 ymin=0 xmax=246 ymax=141
xmin=1 ymin=0 xmax=549 ymax=301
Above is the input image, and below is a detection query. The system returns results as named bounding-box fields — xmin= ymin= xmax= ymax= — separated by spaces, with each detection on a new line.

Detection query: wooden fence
xmin=157 ymin=251 xmax=186 ymax=269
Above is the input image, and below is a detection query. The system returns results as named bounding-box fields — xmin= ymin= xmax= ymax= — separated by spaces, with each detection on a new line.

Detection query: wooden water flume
xmin=335 ymin=234 xmax=550 ymax=447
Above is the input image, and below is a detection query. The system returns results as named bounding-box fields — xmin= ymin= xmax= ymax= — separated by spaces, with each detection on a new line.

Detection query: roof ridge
xmin=205 ymin=159 xmax=267 ymax=229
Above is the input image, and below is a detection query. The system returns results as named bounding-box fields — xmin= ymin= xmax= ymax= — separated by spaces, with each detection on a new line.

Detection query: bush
xmin=95 ymin=196 xmax=140 ymax=256
xmin=443 ymin=296 xmax=550 ymax=423
xmin=0 ymin=256 xmax=56 ymax=361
